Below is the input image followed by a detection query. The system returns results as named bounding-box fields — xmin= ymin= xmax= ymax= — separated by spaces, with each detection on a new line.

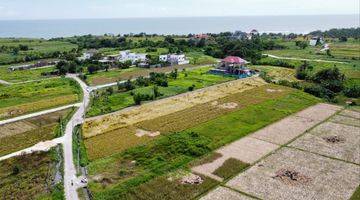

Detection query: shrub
xmin=304 ymin=84 xmax=335 ymax=99
xmin=344 ymin=84 xmax=360 ymax=98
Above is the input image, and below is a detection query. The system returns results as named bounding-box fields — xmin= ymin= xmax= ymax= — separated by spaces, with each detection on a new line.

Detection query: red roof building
xmin=222 ymin=56 xmax=247 ymax=65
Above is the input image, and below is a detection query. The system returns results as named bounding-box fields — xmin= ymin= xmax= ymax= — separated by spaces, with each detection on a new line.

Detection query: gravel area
xmin=294 ymin=103 xmax=342 ymax=122
xmin=226 ymin=147 xmax=360 ymax=200
xmin=289 ymin=122 xmax=360 ymax=164
xmin=200 ymin=186 xmax=254 ymax=200
xmin=338 ymin=109 xmax=360 ymax=119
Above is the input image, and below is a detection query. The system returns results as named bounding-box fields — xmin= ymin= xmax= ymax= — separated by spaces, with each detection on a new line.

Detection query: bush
xmin=313 ymin=67 xmax=345 ymax=93
xmin=304 ymin=84 xmax=335 ymax=99
xmin=188 ymin=84 xmax=195 ymax=91
xmin=344 ymin=84 xmax=360 ymax=98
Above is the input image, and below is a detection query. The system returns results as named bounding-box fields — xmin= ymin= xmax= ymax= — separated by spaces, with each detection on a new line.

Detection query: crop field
xmin=87 ymin=66 xmax=234 ymax=117
xmin=0 ymin=108 xmax=73 ymax=156
xmin=84 ymin=86 xmax=319 ymax=199
xmin=249 ymin=65 xmax=297 ymax=82
xmin=83 ymin=77 xmax=266 ymax=138
xmin=83 ymin=83 xmax=319 ymax=161
xmin=0 ymin=78 xmax=81 ymax=120
xmin=0 ymin=148 xmax=63 ymax=200
xmin=0 ymin=38 xmax=77 ymax=65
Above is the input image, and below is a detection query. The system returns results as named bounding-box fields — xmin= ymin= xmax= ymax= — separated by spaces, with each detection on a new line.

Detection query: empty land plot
xmin=226 ymin=147 xmax=360 ymax=200
xmin=329 ymin=115 xmax=360 ymax=127
xmin=83 ymin=77 xmax=266 ymax=138
xmin=0 ymin=149 xmax=62 ymax=200
xmin=0 ymin=78 xmax=81 ymax=120
xmin=290 ymin=121 xmax=360 ymax=164
xmin=249 ymin=65 xmax=297 ymax=82
xmin=0 ymin=64 xmax=56 ymax=83
xmin=86 ymin=64 xmax=208 ymax=86
xmin=0 ymin=108 xmax=72 ymax=156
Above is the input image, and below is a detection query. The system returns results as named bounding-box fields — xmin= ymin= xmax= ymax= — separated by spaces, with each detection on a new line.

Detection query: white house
xmin=82 ymin=49 xmax=98 ymax=60
xmin=159 ymin=54 xmax=190 ymax=65
xmin=309 ymin=37 xmax=324 ymax=46
xmin=119 ymin=50 xmax=147 ymax=64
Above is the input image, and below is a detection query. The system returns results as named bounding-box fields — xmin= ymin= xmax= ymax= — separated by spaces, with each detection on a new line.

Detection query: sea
xmin=0 ymin=15 xmax=358 ymax=39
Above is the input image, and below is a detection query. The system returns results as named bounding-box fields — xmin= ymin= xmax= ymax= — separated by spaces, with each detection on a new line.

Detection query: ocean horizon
xmin=0 ymin=15 xmax=359 ymax=39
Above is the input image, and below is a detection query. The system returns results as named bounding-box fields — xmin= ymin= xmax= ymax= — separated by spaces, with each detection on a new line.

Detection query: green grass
xmin=0 ymin=78 xmax=81 ymax=119
xmin=0 ymin=148 xmax=63 ymax=200
xmin=213 ymin=158 xmax=249 ymax=180
xmin=86 ymin=89 xmax=320 ymax=199
xmin=73 ymin=125 xmax=89 ymax=174
xmin=0 ymin=38 xmax=77 ymax=65
xmin=0 ymin=63 xmax=56 ymax=83
xmin=87 ymin=66 xmax=234 ymax=117
xmin=350 ymin=185 xmax=360 ymax=200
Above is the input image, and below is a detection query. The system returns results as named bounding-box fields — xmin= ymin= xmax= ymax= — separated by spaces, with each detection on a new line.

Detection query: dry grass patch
xmin=213 ymin=158 xmax=249 ymax=180
xmin=83 ymin=77 xmax=266 ymax=138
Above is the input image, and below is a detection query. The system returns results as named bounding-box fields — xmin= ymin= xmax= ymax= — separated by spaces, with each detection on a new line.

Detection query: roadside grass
xmin=213 ymin=158 xmax=249 ymax=180
xmin=0 ymin=78 xmax=81 ymax=120
xmin=0 ymin=149 xmax=62 ymax=199
xmin=0 ymin=108 xmax=73 ymax=157
xmin=86 ymin=66 xmax=234 ymax=117
xmin=85 ymin=88 xmax=320 ymax=199
xmin=350 ymin=185 xmax=360 ymax=200
xmin=0 ymin=64 xmax=56 ymax=83
xmin=0 ymin=38 xmax=77 ymax=65
xmin=73 ymin=125 xmax=89 ymax=174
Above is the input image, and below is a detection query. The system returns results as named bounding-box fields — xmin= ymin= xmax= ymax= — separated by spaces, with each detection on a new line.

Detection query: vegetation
xmin=0 ymin=149 xmax=64 ymax=200
xmin=0 ymin=78 xmax=81 ymax=119
xmin=213 ymin=158 xmax=249 ymax=180
xmin=0 ymin=63 xmax=56 ymax=83
xmin=0 ymin=38 xmax=77 ymax=65
xmin=350 ymin=185 xmax=360 ymax=200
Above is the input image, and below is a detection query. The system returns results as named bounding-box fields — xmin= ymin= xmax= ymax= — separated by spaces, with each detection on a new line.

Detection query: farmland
xmin=0 ymin=108 xmax=74 ymax=157
xmin=83 ymin=84 xmax=320 ymax=199
xmin=0 ymin=38 xmax=77 ymax=65
xmin=0 ymin=148 xmax=64 ymax=200
xmin=249 ymin=65 xmax=297 ymax=82
xmin=0 ymin=78 xmax=81 ymax=120
xmin=87 ymin=66 xmax=234 ymax=117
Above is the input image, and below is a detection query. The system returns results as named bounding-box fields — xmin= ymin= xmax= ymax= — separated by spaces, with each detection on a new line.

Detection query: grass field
xmin=0 ymin=38 xmax=77 ymax=65
xmin=0 ymin=108 xmax=73 ymax=157
xmin=259 ymin=56 xmax=360 ymax=79
xmin=0 ymin=78 xmax=81 ymax=120
xmin=213 ymin=158 xmax=249 ymax=180
xmin=0 ymin=63 xmax=56 ymax=83
xmin=0 ymin=148 xmax=64 ymax=200
xmin=264 ymin=38 xmax=360 ymax=62
xmin=87 ymin=66 xmax=234 ymax=117
xmin=84 ymin=86 xmax=320 ymax=199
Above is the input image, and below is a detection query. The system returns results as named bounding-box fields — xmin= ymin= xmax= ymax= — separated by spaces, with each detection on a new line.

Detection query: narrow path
xmin=0 ymin=79 xmax=11 ymax=85
xmin=263 ymin=54 xmax=347 ymax=64
xmin=0 ymin=103 xmax=81 ymax=126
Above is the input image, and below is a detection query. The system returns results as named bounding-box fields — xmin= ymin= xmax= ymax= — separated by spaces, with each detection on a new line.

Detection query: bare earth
xmin=226 ymin=147 xmax=360 ymax=200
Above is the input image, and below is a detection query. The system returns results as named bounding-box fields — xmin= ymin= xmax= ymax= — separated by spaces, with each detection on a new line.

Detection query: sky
xmin=0 ymin=0 xmax=359 ymax=20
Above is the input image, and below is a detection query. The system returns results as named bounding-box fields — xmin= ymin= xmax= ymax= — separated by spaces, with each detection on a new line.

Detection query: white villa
xmin=82 ymin=49 xmax=98 ymax=60
xmin=159 ymin=54 xmax=190 ymax=65
xmin=119 ymin=50 xmax=147 ymax=64
xmin=309 ymin=37 xmax=324 ymax=46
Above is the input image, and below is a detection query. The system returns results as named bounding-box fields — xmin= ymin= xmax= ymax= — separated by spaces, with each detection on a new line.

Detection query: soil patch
xmin=135 ymin=129 xmax=160 ymax=138
xmin=273 ymin=169 xmax=312 ymax=186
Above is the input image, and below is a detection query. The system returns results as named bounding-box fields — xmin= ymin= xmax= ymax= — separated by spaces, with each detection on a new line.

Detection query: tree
xmin=313 ymin=67 xmax=345 ymax=93
xmin=124 ymin=79 xmax=135 ymax=91
xmin=87 ymin=65 xmax=98 ymax=74
xmin=339 ymin=36 xmax=348 ymax=42
xmin=106 ymin=87 xmax=114 ymax=95
xmin=153 ymin=85 xmax=162 ymax=98
xmin=295 ymin=61 xmax=309 ymax=80
xmin=12 ymin=165 xmax=20 ymax=175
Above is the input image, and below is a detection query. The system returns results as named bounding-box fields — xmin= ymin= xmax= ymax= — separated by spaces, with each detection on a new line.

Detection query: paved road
xmin=0 ymin=103 xmax=81 ymax=126
xmin=264 ymin=54 xmax=347 ymax=64
xmin=63 ymin=74 xmax=90 ymax=200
